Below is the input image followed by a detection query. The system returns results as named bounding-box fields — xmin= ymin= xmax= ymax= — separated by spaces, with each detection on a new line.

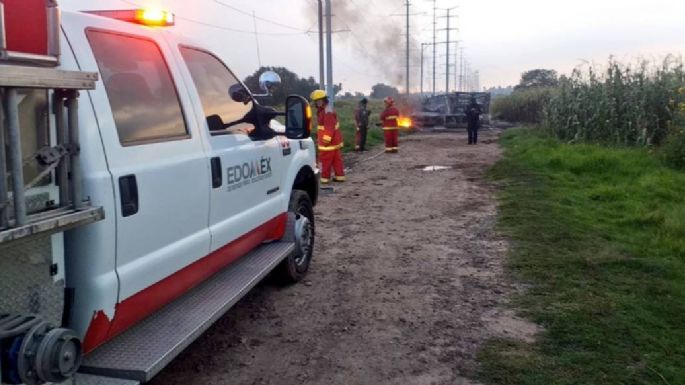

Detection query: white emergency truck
xmin=0 ymin=2 xmax=319 ymax=384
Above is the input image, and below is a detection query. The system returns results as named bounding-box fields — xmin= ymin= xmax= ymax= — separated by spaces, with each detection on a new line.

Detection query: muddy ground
xmin=150 ymin=128 xmax=536 ymax=385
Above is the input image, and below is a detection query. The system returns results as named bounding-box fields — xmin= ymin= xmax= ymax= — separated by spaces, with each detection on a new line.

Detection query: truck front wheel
xmin=277 ymin=190 xmax=314 ymax=283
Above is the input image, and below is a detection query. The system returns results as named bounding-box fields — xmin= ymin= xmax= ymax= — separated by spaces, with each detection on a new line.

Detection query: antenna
xmin=252 ymin=11 xmax=262 ymax=67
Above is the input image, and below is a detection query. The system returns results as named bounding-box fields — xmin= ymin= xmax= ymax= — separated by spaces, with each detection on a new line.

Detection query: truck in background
xmin=412 ymin=92 xmax=491 ymax=129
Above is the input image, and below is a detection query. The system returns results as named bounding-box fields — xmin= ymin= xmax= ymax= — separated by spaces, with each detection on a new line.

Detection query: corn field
xmin=491 ymin=88 xmax=551 ymax=124
xmin=545 ymin=57 xmax=685 ymax=146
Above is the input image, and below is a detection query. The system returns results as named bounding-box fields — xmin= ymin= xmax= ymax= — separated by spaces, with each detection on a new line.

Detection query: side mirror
xmin=229 ymin=83 xmax=251 ymax=104
xmin=284 ymin=95 xmax=311 ymax=139
xmin=206 ymin=114 xmax=225 ymax=131
xmin=253 ymin=71 xmax=281 ymax=97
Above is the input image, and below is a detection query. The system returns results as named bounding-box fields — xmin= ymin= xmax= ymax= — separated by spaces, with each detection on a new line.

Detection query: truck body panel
xmin=1 ymin=5 xmax=318 ymax=383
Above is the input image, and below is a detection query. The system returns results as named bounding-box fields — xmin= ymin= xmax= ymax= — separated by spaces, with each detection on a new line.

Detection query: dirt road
xmin=151 ymin=129 xmax=535 ymax=385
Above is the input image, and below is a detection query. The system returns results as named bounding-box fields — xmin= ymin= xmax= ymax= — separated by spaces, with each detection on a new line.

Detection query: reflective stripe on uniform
xmin=382 ymin=127 xmax=400 ymax=131
xmin=317 ymin=125 xmax=325 ymax=131
xmin=385 ymin=115 xmax=399 ymax=120
xmin=322 ymin=134 xmax=332 ymax=143
xmin=318 ymin=143 xmax=344 ymax=151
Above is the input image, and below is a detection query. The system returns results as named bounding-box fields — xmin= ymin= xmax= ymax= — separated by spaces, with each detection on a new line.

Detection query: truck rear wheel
xmin=277 ymin=190 xmax=314 ymax=284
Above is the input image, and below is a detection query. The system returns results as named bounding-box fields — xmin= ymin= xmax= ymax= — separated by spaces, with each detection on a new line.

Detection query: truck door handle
xmin=210 ymin=157 xmax=222 ymax=189
xmin=119 ymin=175 xmax=139 ymax=217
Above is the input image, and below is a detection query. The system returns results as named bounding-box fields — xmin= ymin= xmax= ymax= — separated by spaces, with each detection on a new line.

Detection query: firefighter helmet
xmin=310 ymin=89 xmax=327 ymax=102
xmin=384 ymin=96 xmax=394 ymax=105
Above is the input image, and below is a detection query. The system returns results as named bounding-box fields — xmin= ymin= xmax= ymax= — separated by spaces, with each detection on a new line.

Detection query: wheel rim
xmin=293 ymin=213 xmax=313 ymax=266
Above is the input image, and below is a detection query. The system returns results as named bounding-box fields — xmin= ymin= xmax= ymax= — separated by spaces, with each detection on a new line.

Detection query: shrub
xmin=662 ymin=128 xmax=685 ymax=170
xmin=491 ymin=88 xmax=552 ymax=124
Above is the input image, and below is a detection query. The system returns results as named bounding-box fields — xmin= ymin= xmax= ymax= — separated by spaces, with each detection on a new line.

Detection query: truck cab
xmin=0 ymin=3 xmax=318 ymax=384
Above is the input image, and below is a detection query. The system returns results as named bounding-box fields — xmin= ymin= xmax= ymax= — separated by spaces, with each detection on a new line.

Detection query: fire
xmin=398 ymin=117 xmax=413 ymax=129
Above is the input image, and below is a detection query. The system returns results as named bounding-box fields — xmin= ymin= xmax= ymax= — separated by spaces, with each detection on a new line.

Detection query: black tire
xmin=276 ymin=190 xmax=315 ymax=284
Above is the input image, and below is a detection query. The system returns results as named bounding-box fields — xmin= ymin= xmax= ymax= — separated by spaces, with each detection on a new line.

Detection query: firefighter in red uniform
xmin=380 ymin=96 xmax=400 ymax=153
xmin=311 ymin=90 xmax=345 ymax=184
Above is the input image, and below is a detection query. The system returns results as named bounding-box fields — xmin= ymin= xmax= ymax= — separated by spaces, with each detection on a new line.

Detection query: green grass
xmin=480 ymin=128 xmax=685 ymax=385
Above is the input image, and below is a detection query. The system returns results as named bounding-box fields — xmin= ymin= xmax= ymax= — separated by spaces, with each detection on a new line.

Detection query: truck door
xmin=175 ymin=46 xmax=286 ymax=254
xmin=62 ymin=18 xmax=211 ymax=316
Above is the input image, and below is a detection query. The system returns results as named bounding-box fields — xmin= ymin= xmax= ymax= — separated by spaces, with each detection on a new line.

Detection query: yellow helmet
xmin=310 ymin=89 xmax=327 ymax=102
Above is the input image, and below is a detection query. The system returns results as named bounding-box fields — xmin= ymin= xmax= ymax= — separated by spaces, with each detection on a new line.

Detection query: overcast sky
xmin=61 ymin=0 xmax=685 ymax=94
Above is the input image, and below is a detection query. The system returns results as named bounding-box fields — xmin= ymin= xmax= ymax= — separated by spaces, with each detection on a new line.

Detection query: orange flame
xmin=398 ymin=117 xmax=413 ymax=129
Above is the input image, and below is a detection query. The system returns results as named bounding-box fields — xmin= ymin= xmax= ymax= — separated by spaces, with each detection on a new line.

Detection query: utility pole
xmin=317 ymin=0 xmax=324 ymax=89
xmin=464 ymin=60 xmax=470 ymax=91
xmin=439 ymin=7 xmax=457 ymax=94
xmin=445 ymin=8 xmax=451 ymax=93
xmin=420 ymin=42 xmax=433 ymax=96
xmin=454 ymin=42 xmax=458 ymax=92
xmin=431 ymin=0 xmax=436 ymax=95
xmin=458 ymin=47 xmax=465 ymax=91
xmin=405 ymin=0 xmax=410 ymax=95
xmin=325 ymin=0 xmax=334 ymax=109
xmin=252 ymin=11 xmax=262 ymax=68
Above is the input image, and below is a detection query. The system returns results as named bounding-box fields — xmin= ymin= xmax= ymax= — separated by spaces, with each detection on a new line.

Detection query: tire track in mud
xmin=151 ymin=129 xmax=537 ymax=385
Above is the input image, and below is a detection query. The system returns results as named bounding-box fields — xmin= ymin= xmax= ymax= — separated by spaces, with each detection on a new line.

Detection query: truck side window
xmin=86 ymin=30 xmax=188 ymax=146
xmin=178 ymin=47 xmax=254 ymax=135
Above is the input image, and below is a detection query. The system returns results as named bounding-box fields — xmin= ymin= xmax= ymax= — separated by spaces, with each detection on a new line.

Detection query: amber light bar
xmin=86 ymin=9 xmax=175 ymax=26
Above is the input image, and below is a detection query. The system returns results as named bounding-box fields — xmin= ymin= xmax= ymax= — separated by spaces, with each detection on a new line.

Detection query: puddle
xmin=319 ymin=186 xmax=336 ymax=195
xmin=421 ymin=165 xmax=452 ymax=172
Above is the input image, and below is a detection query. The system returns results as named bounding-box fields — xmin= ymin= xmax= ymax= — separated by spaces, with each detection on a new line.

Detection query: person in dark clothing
xmin=465 ymin=96 xmax=483 ymax=145
xmin=354 ymin=98 xmax=371 ymax=151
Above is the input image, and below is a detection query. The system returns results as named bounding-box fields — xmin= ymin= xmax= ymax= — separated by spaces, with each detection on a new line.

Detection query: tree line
xmin=243 ymin=66 xmax=401 ymax=105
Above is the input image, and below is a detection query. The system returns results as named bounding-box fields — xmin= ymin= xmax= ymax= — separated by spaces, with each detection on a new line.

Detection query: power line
xmin=117 ymin=0 xmax=309 ymax=36
xmin=348 ymin=0 xmax=401 ymax=19
xmin=333 ymin=17 xmax=373 ymax=60
xmin=213 ymin=0 xmax=310 ymax=32
xmin=252 ymin=11 xmax=262 ymax=67
xmin=333 ymin=15 xmax=390 ymax=81
xmin=178 ymin=16 xmax=307 ymax=36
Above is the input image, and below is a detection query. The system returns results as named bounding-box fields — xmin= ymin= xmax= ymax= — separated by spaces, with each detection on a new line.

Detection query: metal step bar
xmin=80 ymin=241 xmax=295 ymax=383
xmin=68 ymin=373 xmax=139 ymax=385
xmin=0 ymin=65 xmax=102 ymax=244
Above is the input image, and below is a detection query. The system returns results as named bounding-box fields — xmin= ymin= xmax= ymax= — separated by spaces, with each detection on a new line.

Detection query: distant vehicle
xmin=412 ymin=92 xmax=491 ymax=128
xmin=0 ymin=2 xmax=318 ymax=384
